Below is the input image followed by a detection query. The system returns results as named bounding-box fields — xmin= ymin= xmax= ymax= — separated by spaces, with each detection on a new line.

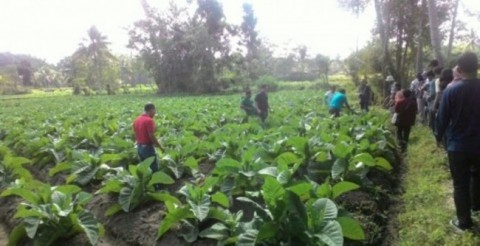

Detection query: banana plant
xmin=1 ymin=180 xmax=103 ymax=246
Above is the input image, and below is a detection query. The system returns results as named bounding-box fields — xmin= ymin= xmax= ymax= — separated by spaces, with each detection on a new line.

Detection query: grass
xmin=397 ymin=125 xmax=480 ymax=245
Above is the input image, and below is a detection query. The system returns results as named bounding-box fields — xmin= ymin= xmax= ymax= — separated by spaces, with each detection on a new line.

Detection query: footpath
xmin=396 ymin=126 xmax=480 ymax=245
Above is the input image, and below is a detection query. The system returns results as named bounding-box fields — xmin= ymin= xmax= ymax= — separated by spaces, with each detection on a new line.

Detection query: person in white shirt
xmin=324 ymin=85 xmax=336 ymax=106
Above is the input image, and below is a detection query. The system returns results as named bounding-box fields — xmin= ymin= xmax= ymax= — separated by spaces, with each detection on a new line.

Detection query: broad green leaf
xmin=48 ymin=162 xmax=72 ymax=176
xmin=287 ymin=182 xmax=312 ymax=200
xmin=313 ymin=220 xmax=344 ymax=246
xmin=258 ymin=166 xmax=278 ymax=177
xmin=97 ymin=179 xmax=122 ymax=194
xmin=375 ymin=157 xmax=392 ymax=170
xmin=257 ymin=222 xmax=277 ymax=242
xmin=337 ymin=216 xmax=365 ymax=240
xmin=100 ymin=153 xmax=123 ymax=164
xmin=105 ymin=204 xmax=123 ymax=216
xmin=315 ymin=151 xmax=330 ymax=162
xmin=198 ymin=223 xmax=229 ymax=240
xmin=148 ymin=171 xmax=175 ymax=186
xmin=331 ymin=158 xmax=346 ymax=180
xmin=276 ymin=152 xmax=300 ymax=167
xmin=1 ymin=188 xmax=39 ymax=204
xmin=51 ymin=191 xmax=72 ymax=216
xmin=74 ymin=165 xmax=99 ymax=186
xmin=261 ymin=177 xmax=285 ymax=208
xmin=119 ymin=185 xmax=142 ymax=212
xmin=214 ymin=158 xmax=242 ymax=174
xmin=184 ymin=156 xmax=198 ymax=170
xmin=277 ymin=170 xmax=291 ymax=185
xmin=237 ymin=229 xmax=258 ymax=246
xmin=332 ymin=181 xmax=360 ymax=199
xmin=24 ymin=217 xmax=41 ymax=238
xmin=212 ymin=191 xmax=230 ymax=208
xmin=157 ymin=207 xmax=194 ymax=239
xmin=312 ymin=198 xmax=338 ymax=221
xmin=75 ymin=191 xmax=93 ymax=206
xmin=14 ymin=205 xmax=48 ymax=219
xmin=286 ymin=136 xmax=308 ymax=155
xmin=76 ymin=211 xmax=101 ymax=245
xmin=316 ymin=182 xmax=332 ymax=198
xmin=7 ymin=225 xmax=26 ymax=246
xmin=352 ymin=153 xmax=376 ymax=166
xmin=187 ymin=194 xmax=211 ymax=221
xmin=148 ymin=191 xmax=182 ymax=205
xmin=5 ymin=156 xmax=31 ymax=167
xmin=285 ymin=191 xmax=307 ymax=234
xmin=332 ymin=142 xmax=353 ymax=159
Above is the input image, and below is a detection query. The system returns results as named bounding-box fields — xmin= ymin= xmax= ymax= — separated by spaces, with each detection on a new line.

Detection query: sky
xmin=0 ymin=0 xmax=479 ymax=64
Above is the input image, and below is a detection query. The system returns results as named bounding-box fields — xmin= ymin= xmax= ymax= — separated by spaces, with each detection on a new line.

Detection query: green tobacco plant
xmin=0 ymin=145 xmax=32 ymax=190
xmin=1 ymin=181 xmax=103 ymax=246
xmin=97 ymin=157 xmax=176 ymax=214
xmin=157 ymin=181 xmax=247 ymax=244
xmin=237 ymin=177 xmax=365 ymax=246
xmin=49 ymin=150 xmax=122 ymax=186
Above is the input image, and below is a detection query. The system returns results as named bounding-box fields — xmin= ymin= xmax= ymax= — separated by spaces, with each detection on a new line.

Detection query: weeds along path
xmin=397 ymin=126 xmax=480 ymax=245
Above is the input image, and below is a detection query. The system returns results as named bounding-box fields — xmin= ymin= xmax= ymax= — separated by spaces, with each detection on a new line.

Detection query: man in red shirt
xmin=133 ymin=103 xmax=164 ymax=172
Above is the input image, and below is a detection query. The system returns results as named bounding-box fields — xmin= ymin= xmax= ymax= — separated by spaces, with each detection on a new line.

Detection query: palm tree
xmin=73 ymin=26 xmax=115 ymax=91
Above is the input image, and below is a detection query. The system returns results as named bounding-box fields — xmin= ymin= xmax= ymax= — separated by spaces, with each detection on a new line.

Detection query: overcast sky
xmin=0 ymin=0 xmax=478 ymax=64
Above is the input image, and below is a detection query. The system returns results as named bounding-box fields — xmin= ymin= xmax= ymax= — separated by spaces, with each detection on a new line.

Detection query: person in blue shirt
xmin=436 ymin=52 xmax=480 ymax=232
xmin=329 ymin=89 xmax=353 ymax=117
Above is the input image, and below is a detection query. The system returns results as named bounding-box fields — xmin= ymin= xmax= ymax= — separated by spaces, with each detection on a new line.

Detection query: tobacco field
xmin=0 ymin=91 xmax=401 ymax=246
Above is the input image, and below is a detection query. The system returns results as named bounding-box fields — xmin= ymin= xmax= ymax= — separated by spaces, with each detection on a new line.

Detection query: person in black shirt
xmin=436 ymin=52 xmax=480 ymax=232
xmin=255 ymin=85 xmax=269 ymax=123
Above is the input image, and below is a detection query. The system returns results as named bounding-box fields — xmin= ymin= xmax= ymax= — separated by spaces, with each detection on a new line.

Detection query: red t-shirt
xmin=133 ymin=113 xmax=155 ymax=144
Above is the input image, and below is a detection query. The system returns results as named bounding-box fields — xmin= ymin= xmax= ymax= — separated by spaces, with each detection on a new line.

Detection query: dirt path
xmin=0 ymin=223 xmax=9 ymax=245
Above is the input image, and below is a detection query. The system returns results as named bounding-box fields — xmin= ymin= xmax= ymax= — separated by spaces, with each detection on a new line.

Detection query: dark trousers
xmin=396 ymin=125 xmax=411 ymax=152
xmin=259 ymin=110 xmax=268 ymax=122
xmin=360 ymin=101 xmax=370 ymax=112
xmin=329 ymin=108 xmax=340 ymax=117
xmin=137 ymin=144 xmax=158 ymax=172
xmin=448 ymin=151 xmax=480 ymax=229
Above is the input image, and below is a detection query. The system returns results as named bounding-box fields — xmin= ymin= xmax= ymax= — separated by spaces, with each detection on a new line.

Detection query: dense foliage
xmin=0 ymin=90 xmax=397 ymax=245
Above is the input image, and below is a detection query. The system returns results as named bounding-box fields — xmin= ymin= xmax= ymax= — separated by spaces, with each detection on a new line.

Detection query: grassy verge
xmin=397 ymin=125 xmax=480 ymax=245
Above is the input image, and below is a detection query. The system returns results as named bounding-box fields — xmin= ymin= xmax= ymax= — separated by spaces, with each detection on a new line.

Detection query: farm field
xmin=0 ymin=90 xmax=401 ymax=246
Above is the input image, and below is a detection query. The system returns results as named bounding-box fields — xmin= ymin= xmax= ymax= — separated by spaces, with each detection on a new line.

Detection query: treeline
xmin=1 ymin=0 xmax=479 ymax=95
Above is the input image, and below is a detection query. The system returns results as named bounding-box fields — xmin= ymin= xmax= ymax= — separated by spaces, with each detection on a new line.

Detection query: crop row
xmin=0 ymin=92 xmax=398 ymax=246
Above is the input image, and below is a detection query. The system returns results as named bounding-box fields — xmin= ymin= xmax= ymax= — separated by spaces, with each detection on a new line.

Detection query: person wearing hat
xmin=240 ymin=89 xmax=258 ymax=122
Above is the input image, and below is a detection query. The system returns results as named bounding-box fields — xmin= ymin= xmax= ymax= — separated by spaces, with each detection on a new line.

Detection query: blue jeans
xmin=137 ymin=144 xmax=158 ymax=172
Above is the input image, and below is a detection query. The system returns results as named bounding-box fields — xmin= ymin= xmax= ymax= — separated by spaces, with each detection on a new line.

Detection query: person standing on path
xmin=133 ymin=103 xmax=165 ymax=173
xmin=393 ymin=89 xmax=417 ymax=153
xmin=358 ymin=80 xmax=373 ymax=112
xmin=436 ymin=52 xmax=480 ymax=232
xmin=255 ymin=85 xmax=269 ymax=124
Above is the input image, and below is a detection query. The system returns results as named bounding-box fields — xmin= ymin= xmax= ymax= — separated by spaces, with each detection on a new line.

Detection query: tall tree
xmin=73 ymin=26 xmax=116 ymax=92
xmin=446 ymin=0 xmax=460 ymax=61
xmin=129 ymin=0 xmax=233 ymax=93
xmin=427 ymin=0 xmax=444 ymax=66
xmin=240 ymin=3 xmax=261 ymax=81
xmin=17 ymin=60 xmax=33 ymax=86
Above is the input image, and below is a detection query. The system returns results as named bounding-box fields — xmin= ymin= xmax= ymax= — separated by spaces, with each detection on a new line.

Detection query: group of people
xmin=132 ymin=52 xmax=479 ymax=233
xmin=387 ymin=52 xmax=480 ymax=233
xmin=239 ymin=85 xmax=270 ymax=124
